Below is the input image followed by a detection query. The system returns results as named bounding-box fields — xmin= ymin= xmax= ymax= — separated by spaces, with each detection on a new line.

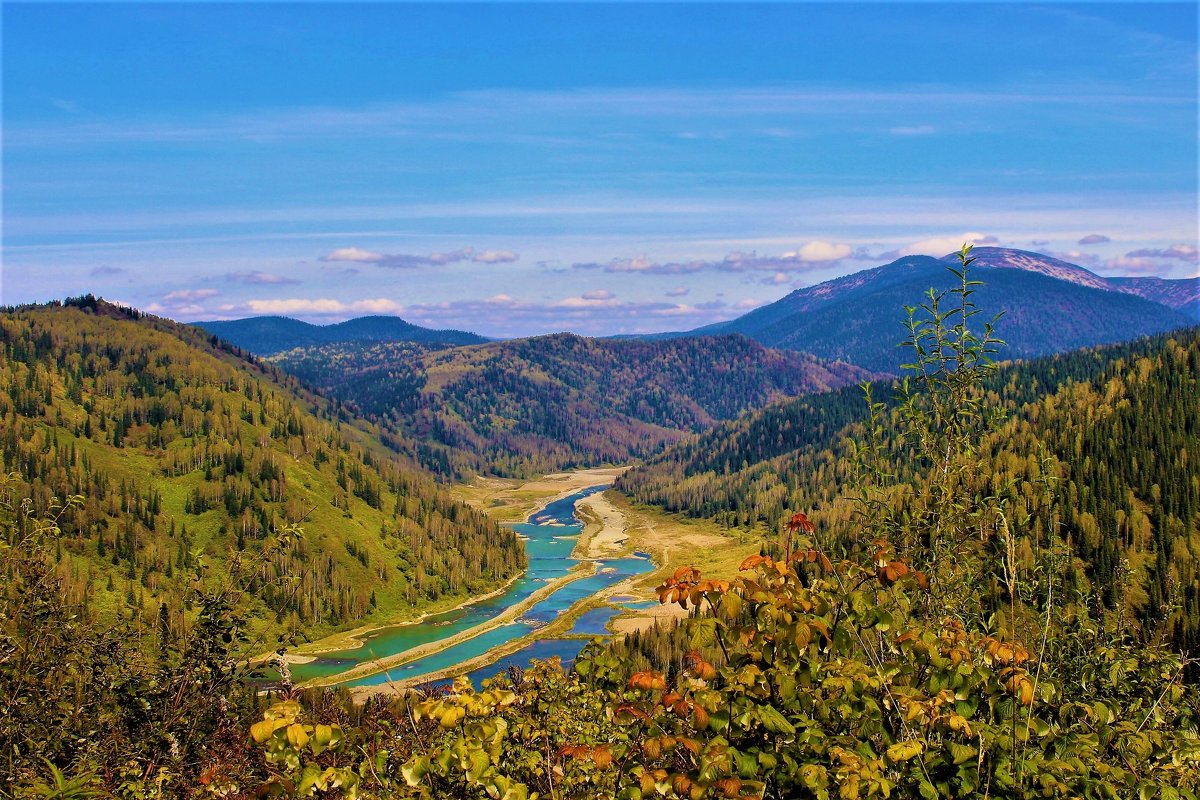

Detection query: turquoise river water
xmin=287 ymin=485 xmax=656 ymax=688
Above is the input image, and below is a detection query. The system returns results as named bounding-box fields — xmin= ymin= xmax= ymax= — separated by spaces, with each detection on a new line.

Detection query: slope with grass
xmin=0 ymin=296 xmax=524 ymax=647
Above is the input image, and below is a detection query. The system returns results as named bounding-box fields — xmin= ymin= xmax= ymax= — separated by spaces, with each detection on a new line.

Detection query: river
xmin=287 ymin=485 xmax=655 ymax=688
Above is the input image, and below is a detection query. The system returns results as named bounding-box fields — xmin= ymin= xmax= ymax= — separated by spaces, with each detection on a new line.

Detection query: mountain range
xmin=266 ymin=333 xmax=871 ymax=477
xmin=196 ymin=249 xmax=1196 ymax=377
xmin=686 ymin=248 xmax=1198 ymax=372
xmin=196 ymin=314 xmax=488 ymax=355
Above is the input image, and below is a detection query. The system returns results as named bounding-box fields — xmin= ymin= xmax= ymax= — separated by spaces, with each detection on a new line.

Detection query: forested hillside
xmin=268 ymin=333 xmax=871 ymax=477
xmin=0 ymin=297 xmax=524 ymax=646
xmin=6 ymin=278 xmax=1199 ymax=799
xmin=618 ymin=327 xmax=1200 ymax=670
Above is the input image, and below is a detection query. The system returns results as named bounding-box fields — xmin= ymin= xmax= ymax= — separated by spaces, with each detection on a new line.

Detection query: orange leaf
xmin=591 ymin=745 xmax=613 ymax=770
xmin=643 ymin=737 xmax=662 ymax=760
xmin=673 ymin=566 xmax=700 ymax=583
xmin=739 ymin=555 xmax=768 ymax=571
xmin=715 ymin=778 xmax=742 ymax=798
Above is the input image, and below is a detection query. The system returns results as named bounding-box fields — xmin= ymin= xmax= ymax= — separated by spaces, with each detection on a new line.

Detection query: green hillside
xmin=268 ymin=332 xmax=872 ymax=477
xmin=618 ymin=327 xmax=1200 ymax=671
xmin=5 ymin=289 xmax=1199 ymax=799
xmin=0 ymin=297 xmax=524 ymax=647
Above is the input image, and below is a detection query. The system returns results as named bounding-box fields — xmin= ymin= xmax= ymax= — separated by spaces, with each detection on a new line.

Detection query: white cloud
xmin=653 ymin=304 xmax=699 ymax=316
xmin=556 ymin=294 xmax=620 ymax=308
xmin=665 ymin=286 xmax=690 ymax=297
xmin=582 ymin=289 xmax=614 ymax=300
xmin=791 ymin=241 xmax=853 ymax=262
xmin=903 ymin=232 xmax=999 ymax=256
xmin=322 ymin=247 xmax=384 ymax=262
xmin=320 ymin=246 xmax=519 ymax=268
xmin=473 ymin=249 xmax=519 ymax=263
xmin=595 ymin=254 xmax=705 ymax=274
xmin=244 ymin=297 xmax=404 ymax=315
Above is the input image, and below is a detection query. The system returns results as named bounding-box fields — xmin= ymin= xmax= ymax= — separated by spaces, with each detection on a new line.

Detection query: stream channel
xmin=287 ymin=485 xmax=657 ymax=688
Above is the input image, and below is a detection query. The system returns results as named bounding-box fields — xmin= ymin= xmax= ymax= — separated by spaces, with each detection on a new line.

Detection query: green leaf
xmin=691 ymin=616 xmax=718 ymax=648
xmin=757 ymin=705 xmax=795 ymax=735
xmin=947 ymin=742 xmax=977 ymax=765
xmin=402 ymin=755 xmax=431 ymax=787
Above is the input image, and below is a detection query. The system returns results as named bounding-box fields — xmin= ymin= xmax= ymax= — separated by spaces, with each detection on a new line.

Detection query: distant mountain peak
xmin=194 ymin=314 xmax=488 ymax=355
xmin=689 ymin=247 xmax=1194 ymax=373
xmin=944 ymin=247 xmax=1111 ymax=290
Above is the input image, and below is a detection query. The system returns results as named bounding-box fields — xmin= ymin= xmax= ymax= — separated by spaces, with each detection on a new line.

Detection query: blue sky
xmin=3 ymin=2 xmax=1197 ymax=336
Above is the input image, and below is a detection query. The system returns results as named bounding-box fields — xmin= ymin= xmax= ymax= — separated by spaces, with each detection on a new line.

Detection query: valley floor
xmin=280 ymin=467 xmax=757 ymax=696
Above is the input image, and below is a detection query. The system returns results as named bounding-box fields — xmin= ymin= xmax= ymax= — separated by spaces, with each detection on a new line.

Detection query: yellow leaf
xmin=287 ymin=723 xmax=310 ymax=749
xmin=886 ymin=740 xmax=924 ymax=763
xmin=250 ymin=719 xmax=284 ymax=744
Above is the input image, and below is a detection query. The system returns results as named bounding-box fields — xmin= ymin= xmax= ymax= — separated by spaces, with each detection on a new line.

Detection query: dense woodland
xmin=268 ymin=333 xmax=870 ymax=478
xmin=618 ymin=327 xmax=1200 ymax=674
xmin=0 ymin=297 xmax=524 ymax=647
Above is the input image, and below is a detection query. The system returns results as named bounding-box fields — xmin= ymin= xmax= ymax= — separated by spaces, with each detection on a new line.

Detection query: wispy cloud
xmin=163 ymin=288 xmax=219 ymax=302
xmin=89 ymin=265 xmax=125 ymax=277
xmin=890 ymin=125 xmax=936 ymax=136
xmin=1101 ymin=256 xmax=1172 ymax=276
xmin=473 ymin=250 xmax=519 ymax=264
xmin=573 ymin=242 xmax=855 ymax=275
xmin=1125 ymin=243 xmax=1199 ymax=264
xmin=1037 ymin=249 xmax=1102 ymax=267
xmin=6 ymin=84 xmax=1192 ymax=149
xmin=394 ymin=294 xmax=751 ymax=336
xmin=574 ymin=254 xmax=707 ymax=274
xmin=320 ymin=246 xmax=518 ymax=268
xmin=225 ymin=271 xmax=301 ymax=285
xmin=241 ymin=297 xmax=404 ymax=316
